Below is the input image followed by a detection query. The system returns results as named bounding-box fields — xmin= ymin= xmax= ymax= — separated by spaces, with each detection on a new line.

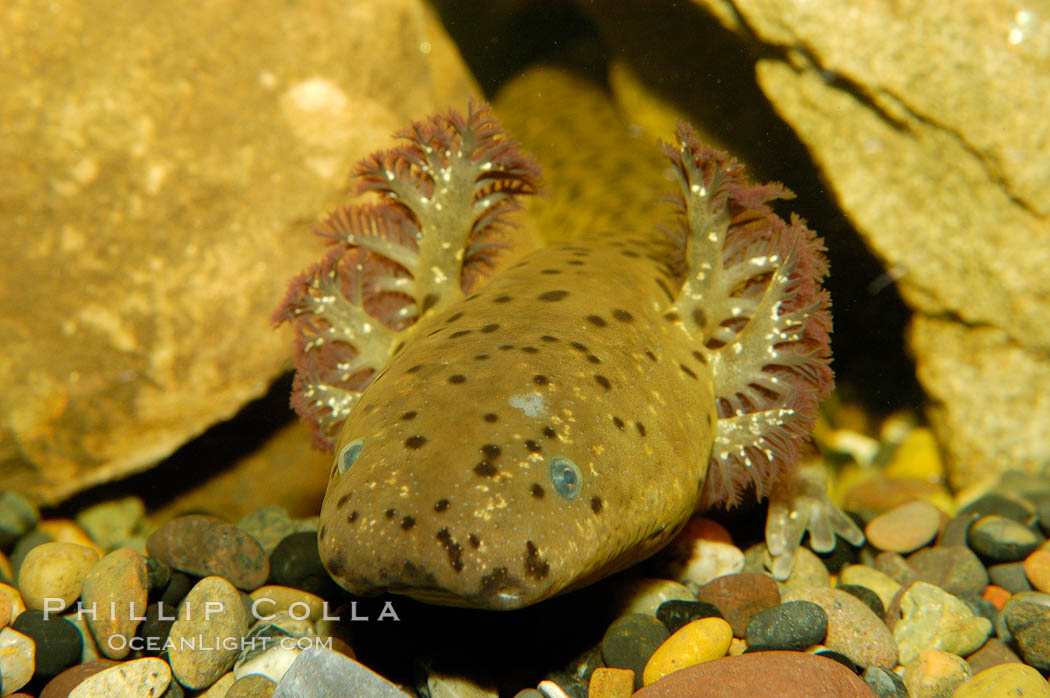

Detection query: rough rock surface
xmin=0 ymin=0 xmax=477 ymax=503
xmin=686 ymin=0 xmax=1050 ymax=488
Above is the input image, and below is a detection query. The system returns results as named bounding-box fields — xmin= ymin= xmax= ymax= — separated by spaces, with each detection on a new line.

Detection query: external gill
xmin=274 ymin=102 xmax=540 ymax=450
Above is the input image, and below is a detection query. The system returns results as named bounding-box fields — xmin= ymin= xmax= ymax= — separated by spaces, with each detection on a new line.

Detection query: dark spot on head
xmin=612 ymin=416 xmax=625 ymax=430
xmin=481 ymin=444 xmax=501 ymax=459
xmin=621 ymin=249 xmax=640 ymax=258
xmin=525 ymin=439 xmax=541 ymax=453
xmin=434 ymin=499 xmax=450 ymax=512
xmin=448 ymin=374 xmax=466 ymax=384
xmin=436 ymin=528 xmax=463 ymax=572
xmin=540 ymin=269 xmax=562 ymax=275
xmin=570 ymin=341 xmax=588 ymax=352
xmin=636 ymin=422 xmax=647 ymax=437
xmin=473 ymin=354 xmax=489 ymax=360
xmin=468 ymin=534 xmax=481 ymax=548
xmin=679 ymin=363 xmax=698 ymax=380
xmin=474 ymin=461 xmax=498 ymax=477
xmin=420 ymin=293 xmax=439 ymax=314
xmin=385 ymin=508 xmax=396 ymax=519
xmin=405 ymin=435 xmax=427 ymax=449
xmin=543 ymin=426 xmax=557 ymax=439
xmin=568 ymin=260 xmax=585 ymax=266
xmin=407 ymin=364 xmax=424 ymax=373
xmin=538 ymin=290 xmax=569 ymax=301
xmin=520 ymin=346 xmax=539 ymax=354
xmin=493 ymin=295 xmax=512 ymax=303
xmin=427 ymin=327 xmax=443 ymax=337
xmin=478 ymin=567 xmax=515 ymax=597
xmin=664 ymin=311 xmax=680 ymax=323
xmin=692 ymin=307 xmax=707 ymax=328
xmin=449 ymin=329 xmax=472 ymax=338
xmin=482 ymin=323 xmax=500 ymax=333
xmin=336 ymin=493 xmax=352 ymax=508
xmin=347 ymin=511 xmax=358 ymax=523
xmin=645 ymin=350 xmax=658 ymax=362
xmin=612 ymin=309 xmax=634 ymax=322
xmin=655 ymin=278 xmax=675 ymax=301
xmin=499 ymin=344 xmax=514 ymax=351
xmin=530 ymin=483 xmax=545 ymax=499
xmin=587 ymin=314 xmax=607 ymax=327
xmin=594 ymin=374 xmax=611 ymax=390
xmin=446 ymin=311 xmax=463 ymax=323
xmin=533 ymin=375 xmax=549 ymax=386
xmin=483 ymin=412 xmax=499 ymax=423
xmin=400 ymin=516 xmax=416 ymax=530
xmin=401 ymin=411 xmax=417 ymax=421
xmin=590 ymin=497 xmax=603 ymax=514
xmin=540 ymin=335 xmax=559 ymax=342
xmin=524 ymin=541 xmax=550 ymax=579
xmin=692 ymin=349 xmax=708 ymax=365
xmin=587 ymin=354 xmax=601 ymax=364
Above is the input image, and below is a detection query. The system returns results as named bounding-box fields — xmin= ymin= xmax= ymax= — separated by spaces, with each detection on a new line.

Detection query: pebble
xmin=988 ymin=561 xmax=1033 ymax=593
xmin=0 ymin=551 xmax=11 ymax=585
xmin=237 ymin=506 xmax=299 ymax=555
xmin=0 ymin=626 xmax=35 ymax=695
xmin=268 ymin=532 xmax=339 ymax=598
xmin=901 ymin=648 xmax=970 ymax=698
xmin=586 ymin=667 xmax=634 ymax=698
xmin=612 ymin=578 xmax=695 ymax=616
xmin=250 ymin=586 xmax=327 ymax=624
xmin=1024 ymin=549 xmax=1050 ymax=592
xmin=960 ymin=493 xmax=1038 ymax=527
xmin=995 ymin=591 xmax=1050 ymax=642
xmin=11 ymin=609 xmax=82 ymax=679
xmin=969 ymin=515 xmax=1044 ymax=563
xmin=872 ymin=551 xmax=919 ymax=587
xmin=16 ymin=541 xmax=100 ymax=611
xmin=642 ymin=616 xmax=731 ymax=685
xmin=695 ymin=572 xmax=780 ymax=637
xmin=0 ymin=582 xmax=24 ymax=629
xmin=0 ymin=492 xmax=39 ymax=549
xmin=144 ymin=556 xmax=171 ymax=594
xmin=966 ymin=637 xmax=1022 ymax=673
xmin=234 ymin=642 xmax=301 ymax=683
xmin=745 ymin=600 xmax=827 ymax=651
xmin=952 ymin=662 xmax=1050 ymax=698
xmin=228 ymin=673 xmax=277 ymax=698
xmin=893 ymin=581 xmax=991 ymax=665
xmin=657 ymin=518 xmax=743 ymax=590
xmin=782 ymin=586 xmax=897 ymax=669
xmin=80 ymin=547 xmax=147 ymax=659
xmin=982 ymin=584 xmax=1012 ymax=610
xmin=74 ymin=497 xmax=145 ymax=552
xmin=197 ymin=672 xmax=236 ymax=697
xmin=273 ymin=647 xmax=413 ymax=697
xmin=907 ymin=545 xmax=988 ymax=597
xmin=39 ymin=659 xmax=119 ymax=698
xmin=36 ymin=520 xmax=104 ymax=557
xmin=632 ymin=651 xmax=875 ymax=697
xmin=147 ymin=515 xmax=269 ymax=591
xmin=66 ymin=657 xmax=171 ymax=697
xmin=654 ymin=599 xmax=723 ymax=634
xmin=836 ymin=584 xmax=885 ymax=620
xmin=1002 ymin=598 xmax=1050 ymax=671
xmin=838 ymin=564 xmax=902 ymax=610
xmin=9 ymin=529 xmax=53 ymax=580
xmin=865 ymin=500 xmax=943 ymax=553
xmin=776 ymin=547 xmax=831 ymax=590
xmin=167 ymin=576 xmax=251 ymax=690
xmin=861 ymin=666 xmax=908 ymax=698
xmin=600 ymin=614 xmax=669 ymax=690
xmin=938 ymin=512 xmax=980 ymax=547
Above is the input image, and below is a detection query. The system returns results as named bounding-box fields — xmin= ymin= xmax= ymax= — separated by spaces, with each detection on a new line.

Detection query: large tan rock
xmin=685 ymin=0 xmax=1050 ymax=487
xmin=0 ymin=0 xmax=477 ymax=503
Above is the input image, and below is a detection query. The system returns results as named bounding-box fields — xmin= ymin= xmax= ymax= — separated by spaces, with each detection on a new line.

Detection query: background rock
xmin=0 ymin=0 xmax=477 ymax=503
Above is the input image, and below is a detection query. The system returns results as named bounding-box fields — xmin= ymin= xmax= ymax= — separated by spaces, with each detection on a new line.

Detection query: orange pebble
xmin=588 ymin=667 xmax=635 ymax=697
xmin=1023 ymin=549 xmax=1050 ymax=593
xmin=981 ymin=584 xmax=1011 ymax=610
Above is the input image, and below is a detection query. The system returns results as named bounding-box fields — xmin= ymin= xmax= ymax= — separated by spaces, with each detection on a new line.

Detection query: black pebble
xmin=656 ymin=599 xmax=724 ymax=634
xmin=270 ymin=531 xmax=341 ymax=598
xmin=968 ymin=514 xmax=1044 ymax=563
xmin=814 ymin=649 xmax=860 ymax=674
xmin=146 ymin=555 xmax=172 ymax=593
xmin=11 ymin=609 xmax=82 ymax=679
xmin=959 ymin=493 xmax=1038 ymax=527
xmin=745 ymin=600 xmax=828 ymax=652
xmin=137 ymin=601 xmax=176 ymax=656
xmin=158 ymin=570 xmax=194 ymax=607
xmin=601 ymin=614 xmax=669 ymax=690
xmin=837 ymin=584 xmax=885 ymax=620
xmin=989 ymin=561 xmax=1034 ymax=593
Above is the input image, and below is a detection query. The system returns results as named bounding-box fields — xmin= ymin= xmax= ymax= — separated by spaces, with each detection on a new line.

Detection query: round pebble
xmin=601 ymin=614 xmax=670 ymax=690
xmin=1024 ymin=549 xmax=1050 ymax=592
xmin=960 ymin=494 xmax=1038 ymax=527
xmin=966 ymin=637 xmax=1023 ymax=674
xmin=865 ymin=500 xmax=942 ymax=553
xmin=777 ymin=547 xmax=832 ymax=590
xmin=633 ymin=651 xmax=875 ymax=697
xmin=237 ymin=506 xmax=299 ymax=555
xmin=1002 ymin=599 xmax=1050 ymax=671
xmin=907 ymin=545 xmax=989 ymax=597
xmin=872 ymin=551 xmax=919 ymax=587
xmin=953 ymin=662 xmax=1050 ymax=698
xmin=696 ymin=572 xmax=780 ymax=637
xmin=80 ymin=547 xmax=147 ymax=659
xmin=74 ymin=497 xmax=145 ymax=552
xmin=0 ymin=626 xmax=35 ymax=695
xmin=745 ymin=600 xmax=827 ymax=652
xmin=587 ymin=667 xmax=634 ymax=698
xmin=136 ymin=601 xmax=175 ymax=655
xmin=861 ymin=666 xmax=908 ymax=698
xmin=167 ymin=575 xmax=251 ymax=689
xmin=642 ymin=616 xmax=731 ymax=685
xmin=901 ymin=648 xmax=971 ymax=698
xmin=613 ymin=578 xmax=696 ymax=616
xmin=836 ymin=584 xmax=885 ymax=620
xmin=989 ymin=561 xmax=1033 ymax=593
xmin=969 ymin=515 xmax=1044 ymax=563
xmin=893 ymin=581 xmax=991 ymax=665
xmin=995 ymin=591 xmax=1050 ymax=642
xmin=67 ymin=656 xmax=171 ymax=698
xmin=39 ymin=659 xmax=120 ymax=698
xmin=11 ymin=609 xmax=83 ymax=679
xmin=228 ymin=673 xmax=278 ymax=697
xmin=838 ymin=564 xmax=901 ymax=610
xmin=147 ymin=514 xmax=269 ymax=590
xmin=269 ymin=532 xmax=339 ymax=598
xmin=655 ymin=599 xmax=723 ymax=634
xmin=0 ymin=491 xmax=39 ymax=549
xmin=36 ymin=520 xmax=104 ymax=556
xmin=250 ymin=586 xmax=327 ymax=624
xmin=938 ymin=512 xmax=980 ymax=547
xmin=17 ymin=541 xmax=100 ymax=611
xmin=782 ymin=586 xmax=897 ymax=670
xmin=0 ymin=582 xmax=24 ymax=629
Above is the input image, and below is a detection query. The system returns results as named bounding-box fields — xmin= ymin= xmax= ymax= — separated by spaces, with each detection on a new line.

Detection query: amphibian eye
xmin=336 ymin=437 xmax=365 ymax=475
xmin=549 ymin=456 xmax=581 ymax=500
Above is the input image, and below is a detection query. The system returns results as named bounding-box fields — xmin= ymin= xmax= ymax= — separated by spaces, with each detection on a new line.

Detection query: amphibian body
xmin=275 ymin=103 xmax=862 ymax=610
